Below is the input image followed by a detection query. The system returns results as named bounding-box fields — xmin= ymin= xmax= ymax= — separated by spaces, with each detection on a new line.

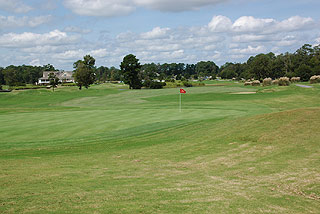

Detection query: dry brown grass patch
xmin=310 ymin=75 xmax=320 ymax=84
xmin=263 ymin=78 xmax=272 ymax=86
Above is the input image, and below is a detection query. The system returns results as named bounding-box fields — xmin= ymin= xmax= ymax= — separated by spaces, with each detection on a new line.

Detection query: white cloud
xmin=231 ymin=15 xmax=315 ymax=35
xmin=136 ymin=49 xmax=185 ymax=63
xmin=275 ymin=16 xmax=315 ymax=32
xmin=63 ymin=0 xmax=229 ymax=16
xmin=229 ymin=54 xmax=246 ymax=59
xmin=30 ymin=59 xmax=41 ymax=66
xmin=141 ymin=27 xmax=170 ymax=39
xmin=167 ymin=49 xmax=184 ymax=58
xmin=21 ymin=46 xmax=62 ymax=54
xmin=116 ymin=31 xmax=138 ymax=42
xmin=208 ymin=15 xmax=232 ymax=32
xmin=231 ymin=45 xmax=266 ymax=54
xmin=232 ymin=16 xmax=275 ymax=33
xmin=53 ymin=49 xmax=85 ymax=60
xmin=1 ymin=14 xmax=318 ymax=70
xmin=212 ymin=51 xmax=222 ymax=60
xmin=0 ymin=15 xmax=52 ymax=29
xmin=59 ymin=15 xmax=319 ymax=67
xmin=133 ymin=0 xmax=227 ymax=12
xmin=276 ymin=40 xmax=297 ymax=47
xmin=232 ymin=34 xmax=269 ymax=43
xmin=142 ymin=43 xmax=180 ymax=52
xmin=89 ymin=49 xmax=108 ymax=58
xmin=276 ymin=36 xmax=297 ymax=47
xmin=28 ymin=15 xmax=53 ymax=27
xmin=0 ymin=30 xmax=79 ymax=48
xmin=113 ymin=24 xmax=225 ymax=64
xmin=52 ymin=48 xmax=109 ymax=63
xmin=40 ymin=0 xmax=57 ymax=10
xmin=204 ymin=44 xmax=217 ymax=51
xmin=0 ymin=0 xmax=33 ymax=13
xmin=63 ymin=0 xmax=135 ymax=17
xmin=64 ymin=26 xmax=91 ymax=34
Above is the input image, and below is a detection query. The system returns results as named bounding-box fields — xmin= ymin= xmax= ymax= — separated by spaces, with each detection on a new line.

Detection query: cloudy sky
xmin=0 ymin=0 xmax=320 ymax=70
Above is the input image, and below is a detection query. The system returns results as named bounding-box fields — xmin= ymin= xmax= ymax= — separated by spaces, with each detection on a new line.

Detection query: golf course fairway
xmin=0 ymin=82 xmax=319 ymax=213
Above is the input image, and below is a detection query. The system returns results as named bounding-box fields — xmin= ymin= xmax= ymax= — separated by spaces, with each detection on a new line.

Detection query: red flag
xmin=180 ymin=88 xmax=186 ymax=94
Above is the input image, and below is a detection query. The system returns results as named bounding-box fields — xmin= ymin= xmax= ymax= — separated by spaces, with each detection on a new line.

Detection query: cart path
xmin=296 ymin=84 xmax=313 ymax=88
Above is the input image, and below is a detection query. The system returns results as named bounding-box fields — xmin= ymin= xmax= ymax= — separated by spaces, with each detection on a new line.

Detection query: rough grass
xmin=0 ymin=83 xmax=319 ymax=213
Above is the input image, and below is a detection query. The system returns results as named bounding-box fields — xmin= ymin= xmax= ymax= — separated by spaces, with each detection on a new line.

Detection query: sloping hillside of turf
xmin=0 ymin=83 xmax=319 ymax=213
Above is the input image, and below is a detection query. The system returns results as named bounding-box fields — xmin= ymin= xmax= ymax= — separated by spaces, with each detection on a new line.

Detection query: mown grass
xmin=0 ymin=82 xmax=319 ymax=213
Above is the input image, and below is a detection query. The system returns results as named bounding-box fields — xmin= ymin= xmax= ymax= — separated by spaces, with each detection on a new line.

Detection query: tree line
xmin=0 ymin=64 xmax=56 ymax=87
xmin=95 ymin=60 xmax=219 ymax=83
xmin=219 ymin=44 xmax=320 ymax=81
xmin=1 ymin=44 xmax=319 ymax=89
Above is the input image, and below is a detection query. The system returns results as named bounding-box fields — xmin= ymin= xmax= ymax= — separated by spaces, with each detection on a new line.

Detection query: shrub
xmin=144 ymin=81 xmax=166 ymax=89
xmin=278 ymin=77 xmax=290 ymax=86
xmin=149 ymin=81 xmax=164 ymax=89
xmin=252 ymin=80 xmax=261 ymax=86
xmin=263 ymin=78 xmax=272 ymax=86
xmin=310 ymin=75 xmax=320 ymax=84
xmin=272 ymin=79 xmax=279 ymax=85
xmin=143 ymin=79 xmax=152 ymax=88
xmin=165 ymin=78 xmax=175 ymax=83
xmin=13 ymin=82 xmax=26 ymax=87
xmin=110 ymin=81 xmax=121 ymax=84
xmin=8 ymin=85 xmax=47 ymax=90
xmin=182 ymin=81 xmax=193 ymax=87
xmin=61 ymin=83 xmax=77 ymax=86
xmin=244 ymin=81 xmax=252 ymax=86
xmin=290 ymin=77 xmax=300 ymax=82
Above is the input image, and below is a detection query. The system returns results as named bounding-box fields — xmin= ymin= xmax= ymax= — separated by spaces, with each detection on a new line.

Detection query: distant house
xmin=38 ymin=71 xmax=74 ymax=85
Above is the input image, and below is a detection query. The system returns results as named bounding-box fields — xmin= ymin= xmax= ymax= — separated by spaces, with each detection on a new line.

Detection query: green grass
xmin=0 ymin=83 xmax=320 ymax=213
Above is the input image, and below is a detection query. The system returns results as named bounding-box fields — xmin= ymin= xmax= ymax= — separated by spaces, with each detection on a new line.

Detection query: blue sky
xmin=0 ymin=0 xmax=320 ymax=70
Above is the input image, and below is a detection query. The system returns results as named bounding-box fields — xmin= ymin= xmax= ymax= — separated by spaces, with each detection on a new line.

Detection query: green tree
xmin=3 ymin=67 xmax=21 ymax=86
xmin=120 ymin=54 xmax=142 ymax=89
xmin=247 ymin=54 xmax=272 ymax=80
xmin=83 ymin=55 xmax=96 ymax=69
xmin=269 ymin=55 xmax=286 ymax=78
xmin=184 ymin=64 xmax=196 ymax=80
xmin=219 ymin=64 xmax=237 ymax=79
xmin=0 ymin=67 xmax=5 ymax=86
xmin=48 ymin=72 xmax=60 ymax=91
xmin=195 ymin=61 xmax=219 ymax=78
xmin=158 ymin=72 xmax=165 ymax=82
xmin=43 ymin=64 xmax=56 ymax=71
xmin=109 ymin=66 xmax=122 ymax=81
xmin=295 ymin=44 xmax=313 ymax=65
xmin=96 ymin=66 xmax=109 ymax=82
xmin=198 ymin=72 xmax=206 ymax=81
xmin=141 ymin=63 xmax=158 ymax=81
xmin=296 ymin=64 xmax=313 ymax=81
xmin=73 ymin=55 xmax=96 ymax=90
xmin=1 ymin=65 xmax=45 ymax=86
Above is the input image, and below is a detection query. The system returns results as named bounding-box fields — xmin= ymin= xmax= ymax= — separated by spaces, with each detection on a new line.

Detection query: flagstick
xmin=179 ymin=91 xmax=182 ymax=112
